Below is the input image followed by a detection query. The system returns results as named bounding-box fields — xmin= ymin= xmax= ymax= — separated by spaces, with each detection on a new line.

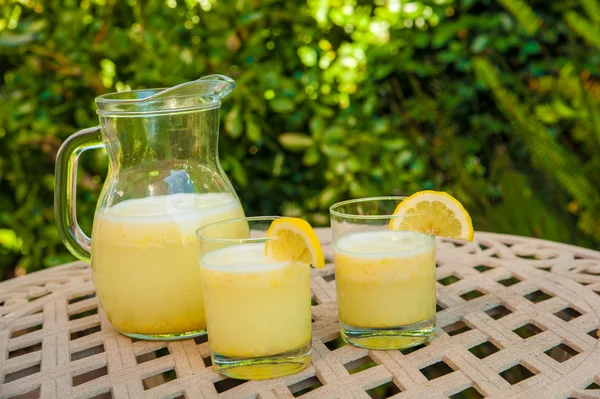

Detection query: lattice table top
xmin=1 ymin=230 xmax=599 ymax=399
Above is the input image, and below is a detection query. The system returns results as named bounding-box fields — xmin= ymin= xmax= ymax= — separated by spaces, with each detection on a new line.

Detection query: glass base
xmin=120 ymin=328 xmax=207 ymax=341
xmin=212 ymin=341 xmax=312 ymax=380
xmin=340 ymin=316 xmax=435 ymax=350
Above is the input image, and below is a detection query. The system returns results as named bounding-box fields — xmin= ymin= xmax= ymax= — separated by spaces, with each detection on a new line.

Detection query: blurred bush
xmin=0 ymin=0 xmax=599 ymax=279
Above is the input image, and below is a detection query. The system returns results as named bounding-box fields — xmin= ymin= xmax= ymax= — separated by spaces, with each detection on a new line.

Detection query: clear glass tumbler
xmin=196 ymin=217 xmax=312 ymax=380
xmin=330 ymin=197 xmax=436 ymax=350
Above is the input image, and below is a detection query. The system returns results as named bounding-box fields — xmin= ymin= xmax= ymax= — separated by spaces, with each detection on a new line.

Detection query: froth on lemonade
xmin=333 ymin=230 xmax=436 ymax=328
xmin=91 ymin=193 xmax=246 ymax=335
xmin=201 ymin=243 xmax=311 ymax=358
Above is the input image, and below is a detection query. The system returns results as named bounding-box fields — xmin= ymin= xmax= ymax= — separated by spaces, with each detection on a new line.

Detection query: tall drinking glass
xmin=196 ymin=217 xmax=312 ymax=380
xmin=330 ymin=197 xmax=436 ymax=350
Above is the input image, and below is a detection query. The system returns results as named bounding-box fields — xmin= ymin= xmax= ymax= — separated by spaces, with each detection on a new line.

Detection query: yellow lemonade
xmin=200 ymin=243 xmax=311 ymax=358
xmin=91 ymin=193 xmax=245 ymax=336
xmin=333 ymin=230 xmax=436 ymax=328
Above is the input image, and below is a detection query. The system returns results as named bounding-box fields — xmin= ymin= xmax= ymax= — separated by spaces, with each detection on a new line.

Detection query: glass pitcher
xmin=55 ymin=75 xmax=246 ymax=340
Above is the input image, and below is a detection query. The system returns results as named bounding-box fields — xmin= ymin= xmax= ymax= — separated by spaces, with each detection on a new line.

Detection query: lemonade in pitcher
xmin=92 ymin=193 xmax=245 ymax=337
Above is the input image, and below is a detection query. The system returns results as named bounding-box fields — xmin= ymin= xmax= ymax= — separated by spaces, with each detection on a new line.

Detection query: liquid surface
xmin=91 ymin=193 xmax=246 ymax=335
xmin=334 ymin=230 xmax=436 ymax=328
xmin=201 ymin=243 xmax=311 ymax=358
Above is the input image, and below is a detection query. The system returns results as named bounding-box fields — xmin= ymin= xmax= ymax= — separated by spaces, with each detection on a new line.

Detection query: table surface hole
xmin=4 ymin=364 xmax=41 ymax=384
xmin=587 ymin=328 xmax=599 ymax=339
xmin=524 ymin=289 xmax=553 ymax=303
xmin=497 ymin=276 xmax=521 ymax=287
xmin=469 ymin=341 xmax=500 ymax=359
xmin=73 ymin=365 xmax=108 ymax=387
xmin=311 ymin=297 xmax=318 ymax=306
xmin=544 ymin=343 xmax=579 ymax=363
xmin=438 ymin=275 xmax=460 ymax=286
xmin=88 ymin=392 xmax=112 ymax=399
xmin=11 ymin=324 xmax=43 ymax=339
xmin=27 ymin=292 xmax=50 ymax=302
xmin=400 ymin=343 xmax=427 ymax=355
xmin=449 ymin=386 xmax=484 ymax=399
xmin=513 ymin=323 xmax=544 ymax=339
xmin=143 ymin=369 xmax=178 ymax=391
xmin=553 ymin=307 xmax=582 ymax=322
xmin=136 ymin=346 xmax=170 ymax=364
xmin=71 ymin=344 xmax=105 ymax=361
xmin=6 ymin=386 xmax=41 ymax=399
xmin=485 ymin=304 xmax=512 ymax=320
xmin=289 ymin=376 xmax=323 ymax=397
xmin=68 ymin=293 xmax=96 ymax=305
xmin=344 ymin=355 xmax=377 ymax=375
xmin=8 ymin=342 xmax=42 ymax=359
xmin=499 ymin=363 xmax=536 ymax=385
xmin=460 ymin=290 xmax=485 ymax=301
xmin=69 ymin=307 xmax=99 ymax=321
xmin=322 ymin=273 xmax=335 ymax=282
xmin=70 ymin=325 xmax=101 ymax=341
xmin=214 ymin=377 xmax=246 ymax=393
xmin=324 ymin=335 xmax=347 ymax=351
xmin=420 ymin=360 xmax=454 ymax=380
xmin=194 ymin=335 xmax=208 ymax=345
xmin=474 ymin=265 xmax=493 ymax=273
xmin=365 ymin=380 xmax=401 ymax=398
xmin=586 ymin=382 xmax=600 ymax=389
xmin=581 ymin=269 xmax=600 ymax=276
xmin=443 ymin=320 xmax=472 ymax=336
xmin=203 ymin=356 xmax=212 ymax=367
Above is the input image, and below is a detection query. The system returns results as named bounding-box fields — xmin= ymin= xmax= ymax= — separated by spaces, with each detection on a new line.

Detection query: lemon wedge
xmin=389 ymin=190 xmax=474 ymax=241
xmin=265 ymin=217 xmax=325 ymax=268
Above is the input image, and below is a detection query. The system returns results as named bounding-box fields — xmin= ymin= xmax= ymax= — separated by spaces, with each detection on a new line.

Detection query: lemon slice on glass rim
xmin=265 ymin=217 xmax=325 ymax=268
xmin=389 ymin=190 xmax=474 ymax=241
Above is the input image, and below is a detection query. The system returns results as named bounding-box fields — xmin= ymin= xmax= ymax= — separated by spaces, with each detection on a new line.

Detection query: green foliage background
xmin=1 ymin=0 xmax=599 ymax=279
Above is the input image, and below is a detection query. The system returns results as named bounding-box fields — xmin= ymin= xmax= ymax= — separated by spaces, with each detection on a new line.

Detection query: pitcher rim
xmin=95 ymin=89 xmax=221 ymax=117
xmin=95 ymin=74 xmax=235 ymax=116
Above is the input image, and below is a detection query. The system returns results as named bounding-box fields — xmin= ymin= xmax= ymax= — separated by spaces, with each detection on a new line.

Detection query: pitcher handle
xmin=54 ymin=127 xmax=104 ymax=263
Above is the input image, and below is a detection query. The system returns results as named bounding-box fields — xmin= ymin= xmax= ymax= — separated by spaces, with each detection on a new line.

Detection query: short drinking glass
xmin=330 ymin=197 xmax=436 ymax=350
xmin=196 ymin=217 xmax=312 ymax=380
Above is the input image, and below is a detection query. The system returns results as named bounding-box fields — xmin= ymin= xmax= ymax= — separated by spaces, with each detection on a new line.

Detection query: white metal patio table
xmin=1 ymin=229 xmax=599 ymax=399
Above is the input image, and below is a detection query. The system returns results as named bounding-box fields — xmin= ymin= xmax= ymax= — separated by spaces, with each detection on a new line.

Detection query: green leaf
xmin=321 ymin=144 xmax=350 ymax=158
xmin=0 ymin=229 xmax=23 ymax=251
xmin=579 ymin=0 xmax=600 ymax=23
xmin=225 ymin=103 xmax=242 ymax=138
xmin=239 ymin=11 xmax=263 ymax=24
xmin=303 ymin=147 xmax=321 ymax=166
xmin=497 ymin=0 xmax=542 ymax=35
xmin=0 ymin=32 xmax=36 ymax=47
xmin=227 ymin=157 xmax=248 ymax=187
xmin=298 ymin=46 xmax=318 ymax=67
xmin=270 ymin=98 xmax=296 ymax=113
xmin=318 ymin=186 xmax=342 ymax=208
xmin=565 ymin=11 xmax=600 ymax=49
xmin=278 ymin=133 xmax=313 ymax=152
xmin=244 ymin=113 xmax=262 ymax=142
xmin=323 ymin=126 xmax=346 ymax=142
xmin=470 ymin=35 xmax=489 ymax=53
xmin=272 ymin=153 xmax=284 ymax=177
